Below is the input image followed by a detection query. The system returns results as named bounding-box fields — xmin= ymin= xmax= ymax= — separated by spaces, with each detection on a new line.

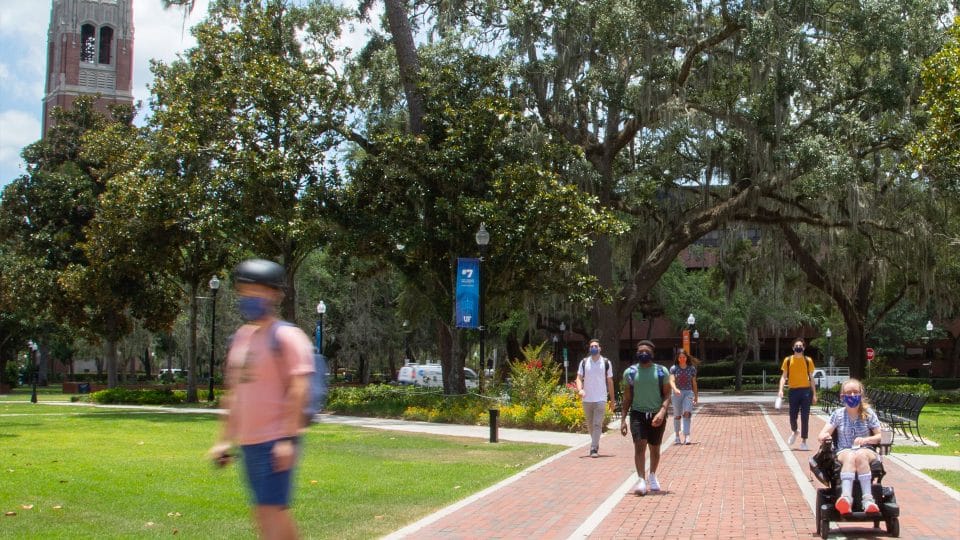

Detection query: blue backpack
xmin=269 ymin=321 xmax=329 ymax=424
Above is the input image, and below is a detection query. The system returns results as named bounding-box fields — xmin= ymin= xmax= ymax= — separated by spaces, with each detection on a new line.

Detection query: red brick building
xmin=43 ymin=0 xmax=134 ymax=134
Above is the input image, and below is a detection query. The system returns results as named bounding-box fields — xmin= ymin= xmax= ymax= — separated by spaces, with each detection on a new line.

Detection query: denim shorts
xmin=240 ymin=438 xmax=299 ymax=507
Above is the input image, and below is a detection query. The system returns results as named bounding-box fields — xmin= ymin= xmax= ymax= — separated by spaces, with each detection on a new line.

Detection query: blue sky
xmin=0 ymin=1 xmax=211 ymax=189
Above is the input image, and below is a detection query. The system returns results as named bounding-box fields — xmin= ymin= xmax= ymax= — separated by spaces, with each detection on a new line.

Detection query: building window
xmin=81 ymin=24 xmax=96 ymax=63
xmin=98 ymin=27 xmax=113 ymax=64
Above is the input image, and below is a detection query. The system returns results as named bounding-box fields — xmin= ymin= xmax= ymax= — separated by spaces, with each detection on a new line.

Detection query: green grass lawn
xmin=0 ymin=387 xmax=76 ymax=402
xmin=882 ymin=402 xmax=960 ymax=492
xmin=0 ymin=403 xmax=561 ymax=539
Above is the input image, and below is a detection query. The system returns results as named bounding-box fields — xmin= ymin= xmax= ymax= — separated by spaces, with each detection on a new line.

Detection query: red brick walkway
xmin=390 ymin=401 xmax=960 ymax=539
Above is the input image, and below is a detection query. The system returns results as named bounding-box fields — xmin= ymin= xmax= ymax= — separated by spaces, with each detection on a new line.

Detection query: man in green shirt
xmin=620 ymin=340 xmax=671 ymax=496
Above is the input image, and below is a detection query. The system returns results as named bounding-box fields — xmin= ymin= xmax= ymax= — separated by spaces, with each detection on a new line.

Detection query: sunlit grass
xmin=0 ymin=403 xmax=561 ymax=539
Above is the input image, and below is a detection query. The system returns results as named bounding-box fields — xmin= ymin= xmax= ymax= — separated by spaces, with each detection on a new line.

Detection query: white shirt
xmin=579 ymin=356 xmax=612 ymax=403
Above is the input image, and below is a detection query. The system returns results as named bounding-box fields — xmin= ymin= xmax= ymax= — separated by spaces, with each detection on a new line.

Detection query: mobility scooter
xmin=809 ymin=437 xmax=900 ymax=538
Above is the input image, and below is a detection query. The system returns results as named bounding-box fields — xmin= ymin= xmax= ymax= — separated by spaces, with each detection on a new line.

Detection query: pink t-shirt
xmin=225 ymin=321 xmax=315 ymax=445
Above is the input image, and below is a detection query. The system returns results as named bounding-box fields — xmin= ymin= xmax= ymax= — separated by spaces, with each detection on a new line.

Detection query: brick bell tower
xmin=43 ymin=0 xmax=134 ymax=135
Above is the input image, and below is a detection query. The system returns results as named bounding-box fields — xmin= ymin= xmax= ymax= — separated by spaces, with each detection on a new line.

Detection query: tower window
xmin=81 ymin=24 xmax=95 ymax=63
xmin=98 ymin=27 xmax=113 ymax=64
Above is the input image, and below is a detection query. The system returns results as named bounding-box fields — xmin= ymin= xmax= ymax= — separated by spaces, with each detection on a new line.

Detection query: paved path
xmin=371 ymin=400 xmax=959 ymax=540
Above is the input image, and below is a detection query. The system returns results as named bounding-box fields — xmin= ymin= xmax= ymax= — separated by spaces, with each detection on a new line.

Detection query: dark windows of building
xmin=98 ymin=26 xmax=113 ymax=65
xmin=81 ymin=24 xmax=96 ymax=63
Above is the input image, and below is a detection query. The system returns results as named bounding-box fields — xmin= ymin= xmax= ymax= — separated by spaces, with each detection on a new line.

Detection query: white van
xmin=812 ymin=367 xmax=850 ymax=390
xmin=397 ymin=364 xmax=478 ymax=389
xmin=157 ymin=368 xmax=187 ymax=380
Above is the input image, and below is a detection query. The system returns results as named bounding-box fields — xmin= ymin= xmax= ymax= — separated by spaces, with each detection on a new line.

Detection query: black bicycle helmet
xmin=233 ymin=259 xmax=285 ymax=290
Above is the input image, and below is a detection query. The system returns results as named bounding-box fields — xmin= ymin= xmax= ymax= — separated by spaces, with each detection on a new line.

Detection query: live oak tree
xmin=339 ymin=44 xmax=620 ymax=394
xmin=910 ymin=16 xmax=960 ymax=376
xmin=157 ymin=0 xmax=351 ymax=323
xmin=0 ymin=97 xmax=152 ymax=387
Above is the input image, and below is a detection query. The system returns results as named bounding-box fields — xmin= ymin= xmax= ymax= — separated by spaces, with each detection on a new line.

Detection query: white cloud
xmin=0 ymin=109 xmax=41 ymax=181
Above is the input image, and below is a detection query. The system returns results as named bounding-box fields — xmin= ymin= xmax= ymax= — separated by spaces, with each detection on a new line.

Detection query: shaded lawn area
xmin=0 ymin=403 xmax=562 ymax=538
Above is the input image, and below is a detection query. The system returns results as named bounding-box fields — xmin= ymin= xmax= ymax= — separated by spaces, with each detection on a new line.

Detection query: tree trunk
xmin=186 ymin=282 xmax=199 ymax=402
xmin=383 ymin=0 xmax=424 ymax=135
xmin=843 ymin=312 xmax=868 ymax=379
xmin=38 ymin=343 xmax=49 ymax=386
xmin=105 ymin=340 xmax=118 ymax=388
xmin=438 ymin=320 xmax=466 ymax=394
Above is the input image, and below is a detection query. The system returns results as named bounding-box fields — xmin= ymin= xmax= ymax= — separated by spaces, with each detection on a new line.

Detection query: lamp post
xmin=825 ymin=328 xmax=833 ymax=368
xmin=27 ymin=341 xmax=38 ymax=403
xmin=925 ymin=320 xmax=934 ymax=364
xmin=552 ymin=334 xmax=559 ymax=373
xmin=207 ymin=276 xmax=220 ymax=402
xmin=692 ymin=329 xmax=700 ymax=359
xmin=560 ymin=322 xmax=567 ymax=383
xmin=402 ymin=320 xmax=410 ymax=364
xmin=476 ymin=223 xmax=490 ymax=394
xmin=686 ymin=313 xmax=695 ymax=355
xmin=316 ymin=301 xmax=327 ymax=355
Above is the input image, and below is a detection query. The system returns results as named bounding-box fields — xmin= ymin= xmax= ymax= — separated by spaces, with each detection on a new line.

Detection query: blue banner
xmin=455 ymin=258 xmax=480 ymax=329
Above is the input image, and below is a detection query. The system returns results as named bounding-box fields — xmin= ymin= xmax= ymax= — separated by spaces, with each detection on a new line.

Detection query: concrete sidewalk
xmin=330 ymin=399 xmax=959 ymax=540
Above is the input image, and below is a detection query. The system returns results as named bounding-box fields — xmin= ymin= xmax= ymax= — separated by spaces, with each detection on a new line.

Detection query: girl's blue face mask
xmin=237 ymin=296 xmax=271 ymax=322
xmin=842 ymin=394 xmax=862 ymax=408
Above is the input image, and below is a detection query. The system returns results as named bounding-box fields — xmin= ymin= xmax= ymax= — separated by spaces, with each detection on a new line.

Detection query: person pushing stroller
xmin=816 ymin=378 xmax=882 ymax=515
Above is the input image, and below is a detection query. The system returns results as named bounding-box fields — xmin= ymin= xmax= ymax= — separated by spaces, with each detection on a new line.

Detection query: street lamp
xmin=925 ymin=320 xmax=934 ymax=363
xmin=825 ymin=328 xmax=832 ymax=368
xmin=476 ymin=222 xmax=490 ymax=393
xmin=692 ymin=329 xmax=700 ymax=359
xmin=402 ymin=320 xmax=410 ymax=364
xmin=27 ymin=341 xmax=38 ymax=403
xmin=686 ymin=313 xmax=695 ymax=354
xmin=207 ymin=275 xmax=220 ymax=402
xmin=316 ymin=301 xmax=327 ymax=355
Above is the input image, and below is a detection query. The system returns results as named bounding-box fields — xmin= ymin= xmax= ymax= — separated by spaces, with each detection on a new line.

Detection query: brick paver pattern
xmin=396 ymin=402 xmax=960 ymax=539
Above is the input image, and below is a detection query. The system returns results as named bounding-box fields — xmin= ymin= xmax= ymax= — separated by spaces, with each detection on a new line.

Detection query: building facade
xmin=43 ymin=0 xmax=134 ymax=134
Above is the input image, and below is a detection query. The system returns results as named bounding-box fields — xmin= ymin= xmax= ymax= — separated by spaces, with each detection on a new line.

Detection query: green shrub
xmin=89 ymin=387 xmax=185 ymax=405
xmin=507 ymin=342 xmax=562 ymax=410
xmin=928 ymin=390 xmax=960 ymax=404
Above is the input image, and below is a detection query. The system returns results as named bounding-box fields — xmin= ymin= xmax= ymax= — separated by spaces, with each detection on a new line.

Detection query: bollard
xmin=489 ymin=409 xmax=499 ymax=443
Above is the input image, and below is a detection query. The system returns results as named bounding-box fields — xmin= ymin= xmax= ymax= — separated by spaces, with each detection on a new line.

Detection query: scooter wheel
xmin=887 ymin=517 xmax=899 ymax=538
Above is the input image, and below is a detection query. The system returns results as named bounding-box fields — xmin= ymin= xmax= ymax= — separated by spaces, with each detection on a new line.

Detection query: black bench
xmin=869 ymin=389 xmax=928 ymax=445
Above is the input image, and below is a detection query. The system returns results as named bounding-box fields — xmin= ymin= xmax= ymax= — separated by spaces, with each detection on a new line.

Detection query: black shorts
xmin=629 ymin=410 xmax=666 ymax=445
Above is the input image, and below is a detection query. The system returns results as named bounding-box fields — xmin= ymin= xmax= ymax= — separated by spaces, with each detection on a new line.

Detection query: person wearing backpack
xmin=207 ymin=259 xmax=315 ymax=540
xmin=575 ymin=339 xmax=616 ymax=458
xmin=777 ymin=337 xmax=818 ymax=451
xmin=620 ymin=340 xmax=672 ymax=496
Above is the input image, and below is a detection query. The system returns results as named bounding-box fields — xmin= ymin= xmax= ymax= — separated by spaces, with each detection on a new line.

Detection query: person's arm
xmin=807 ymin=358 xmax=818 ymax=404
xmin=854 ymin=428 xmax=882 ymax=448
xmin=606 ymin=372 xmax=615 ymax=411
xmin=817 ymin=421 xmax=836 ymax=443
xmin=692 ymin=372 xmax=699 ymax=404
xmin=653 ymin=376 xmax=671 ymax=426
xmin=575 ymin=360 xmax=585 ymax=397
xmin=778 ymin=359 xmax=787 ymax=398
xmin=669 ymin=370 xmax=680 ymax=395
xmin=620 ymin=379 xmax=632 ymax=435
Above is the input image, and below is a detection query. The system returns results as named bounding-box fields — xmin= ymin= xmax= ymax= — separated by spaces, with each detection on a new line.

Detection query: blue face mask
xmin=636 ymin=351 xmax=653 ymax=364
xmin=793 ymin=346 xmax=804 ymax=353
xmin=589 ymin=346 xmax=600 ymax=355
xmin=842 ymin=394 xmax=862 ymax=408
xmin=237 ymin=296 xmax=271 ymax=322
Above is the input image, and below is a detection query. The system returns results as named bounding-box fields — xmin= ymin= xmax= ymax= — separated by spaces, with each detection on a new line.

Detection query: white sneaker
xmin=799 ymin=441 xmax=809 ymax=451
xmin=787 ymin=431 xmax=798 ymax=446
xmin=648 ymin=473 xmax=661 ymax=492
xmin=633 ymin=478 xmax=647 ymax=496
